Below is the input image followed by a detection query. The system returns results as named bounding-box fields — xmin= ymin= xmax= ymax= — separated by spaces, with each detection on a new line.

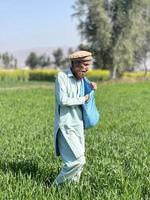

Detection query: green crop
xmin=0 ymin=69 xmax=110 ymax=82
xmin=0 ymin=81 xmax=150 ymax=200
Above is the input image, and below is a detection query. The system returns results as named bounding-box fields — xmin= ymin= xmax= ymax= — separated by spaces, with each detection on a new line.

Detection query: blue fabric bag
xmin=80 ymin=77 xmax=100 ymax=129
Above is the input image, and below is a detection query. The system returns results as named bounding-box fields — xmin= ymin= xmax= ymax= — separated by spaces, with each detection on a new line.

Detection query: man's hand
xmin=84 ymin=94 xmax=89 ymax=102
xmin=91 ymin=82 xmax=97 ymax=90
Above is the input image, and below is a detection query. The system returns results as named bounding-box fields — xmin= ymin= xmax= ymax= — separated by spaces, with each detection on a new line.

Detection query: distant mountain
xmin=0 ymin=46 xmax=76 ymax=67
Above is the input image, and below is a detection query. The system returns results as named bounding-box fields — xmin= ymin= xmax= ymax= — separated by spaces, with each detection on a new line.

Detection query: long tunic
xmin=54 ymin=68 xmax=86 ymax=158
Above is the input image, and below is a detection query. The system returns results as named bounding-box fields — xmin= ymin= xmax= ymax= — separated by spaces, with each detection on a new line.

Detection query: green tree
xmin=53 ymin=48 xmax=64 ymax=68
xmin=38 ymin=54 xmax=51 ymax=67
xmin=78 ymin=44 xmax=90 ymax=51
xmin=73 ymin=0 xmax=150 ymax=78
xmin=25 ymin=52 xmax=39 ymax=69
xmin=2 ymin=52 xmax=10 ymax=68
xmin=112 ymin=0 xmax=150 ymax=78
xmin=135 ymin=32 xmax=150 ymax=77
xmin=0 ymin=53 xmax=17 ymax=69
xmin=73 ymin=0 xmax=112 ymax=69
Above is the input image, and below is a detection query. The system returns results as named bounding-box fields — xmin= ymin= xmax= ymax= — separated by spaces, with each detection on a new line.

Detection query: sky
xmin=0 ymin=0 xmax=81 ymax=51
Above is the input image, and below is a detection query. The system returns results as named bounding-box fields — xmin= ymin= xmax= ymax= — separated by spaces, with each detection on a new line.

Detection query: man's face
xmin=73 ymin=60 xmax=91 ymax=80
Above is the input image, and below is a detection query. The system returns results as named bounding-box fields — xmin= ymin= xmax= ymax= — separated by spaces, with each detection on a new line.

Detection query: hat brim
xmin=70 ymin=56 xmax=92 ymax=61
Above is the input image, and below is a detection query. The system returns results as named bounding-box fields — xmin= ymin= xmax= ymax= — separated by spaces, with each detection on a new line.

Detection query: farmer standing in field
xmin=53 ymin=50 xmax=97 ymax=185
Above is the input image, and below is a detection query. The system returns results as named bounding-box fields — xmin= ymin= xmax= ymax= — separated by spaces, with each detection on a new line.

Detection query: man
xmin=53 ymin=50 xmax=97 ymax=185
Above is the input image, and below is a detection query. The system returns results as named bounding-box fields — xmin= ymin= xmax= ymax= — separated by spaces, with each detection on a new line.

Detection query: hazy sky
xmin=0 ymin=0 xmax=81 ymax=51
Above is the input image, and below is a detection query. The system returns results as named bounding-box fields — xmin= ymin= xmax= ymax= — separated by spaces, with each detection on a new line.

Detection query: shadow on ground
xmin=0 ymin=159 xmax=57 ymax=187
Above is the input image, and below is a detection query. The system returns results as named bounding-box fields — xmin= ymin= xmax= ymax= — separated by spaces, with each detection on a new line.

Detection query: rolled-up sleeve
xmin=55 ymin=73 xmax=85 ymax=106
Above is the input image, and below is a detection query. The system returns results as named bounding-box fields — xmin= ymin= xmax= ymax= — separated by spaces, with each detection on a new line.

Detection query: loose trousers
xmin=53 ymin=129 xmax=85 ymax=185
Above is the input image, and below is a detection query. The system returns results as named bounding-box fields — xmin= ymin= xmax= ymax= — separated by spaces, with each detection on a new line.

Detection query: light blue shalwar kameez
xmin=53 ymin=68 xmax=86 ymax=185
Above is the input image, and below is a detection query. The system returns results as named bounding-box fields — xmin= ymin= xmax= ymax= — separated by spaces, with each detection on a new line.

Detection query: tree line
xmin=73 ymin=0 xmax=150 ymax=78
xmin=25 ymin=47 xmax=75 ymax=69
xmin=1 ymin=0 xmax=150 ymax=79
xmin=0 ymin=48 xmax=74 ymax=69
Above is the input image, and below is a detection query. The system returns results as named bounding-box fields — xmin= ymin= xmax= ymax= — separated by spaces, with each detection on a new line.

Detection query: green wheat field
xmin=0 ymin=81 xmax=150 ymax=200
